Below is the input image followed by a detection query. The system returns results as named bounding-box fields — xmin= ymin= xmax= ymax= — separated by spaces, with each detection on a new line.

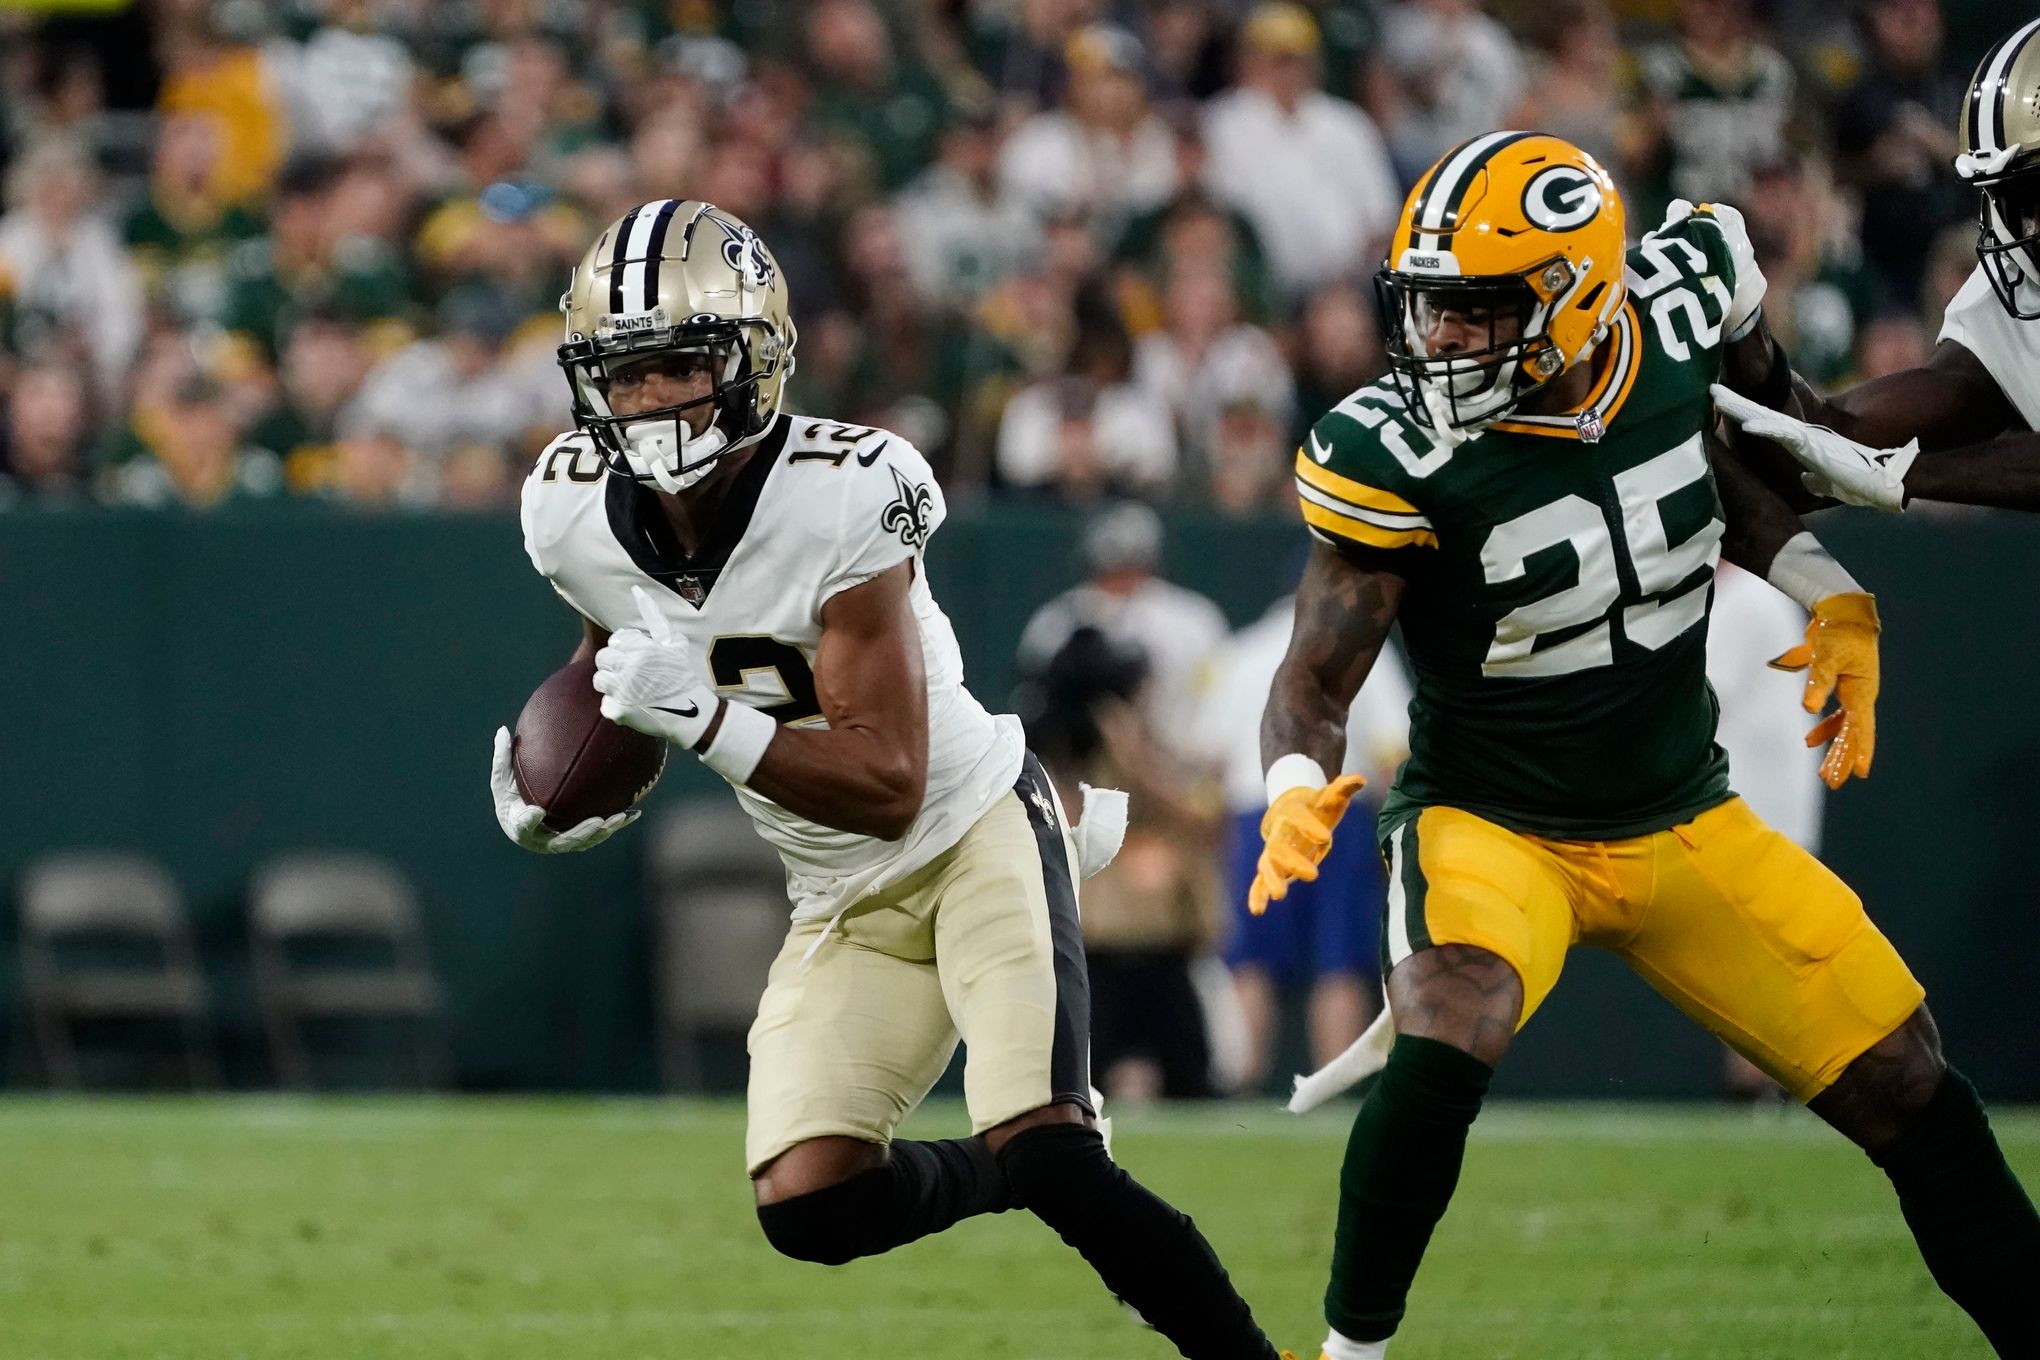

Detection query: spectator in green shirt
xmin=122 ymin=114 xmax=267 ymax=323
xmin=218 ymin=155 xmax=415 ymax=366
xmin=804 ymin=0 xmax=952 ymax=193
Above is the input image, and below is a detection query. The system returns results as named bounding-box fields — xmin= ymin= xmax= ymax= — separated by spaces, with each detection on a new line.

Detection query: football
xmin=512 ymin=657 xmax=668 ymax=831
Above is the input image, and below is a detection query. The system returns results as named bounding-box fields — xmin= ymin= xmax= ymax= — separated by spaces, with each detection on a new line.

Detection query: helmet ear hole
xmin=1574 ymin=281 xmax=1607 ymax=314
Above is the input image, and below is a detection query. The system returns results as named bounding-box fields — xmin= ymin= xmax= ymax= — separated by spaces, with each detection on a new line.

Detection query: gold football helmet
xmin=558 ymin=200 xmax=796 ymax=490
xmin=1377 ymin=132 xmax=1626 ymax=432
xmin=1956 ymin=18 xmax=2040 ymax=318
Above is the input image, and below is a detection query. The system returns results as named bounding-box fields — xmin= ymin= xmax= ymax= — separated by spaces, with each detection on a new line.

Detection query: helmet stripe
xmin=1976 ymin=19 xmax=2040 ymax=154
xmin=607 ymin=203 xmax=645 ymax=315
xmin=636 ymin=199 xmax=681 ymax=313
xmin=1404 ymin=161 xmax=1449 ymax=254
xmin=616 ymin=200 xmax=674 ymax=315
xmin=1413 ymin=130 xmax=1533 ymax=252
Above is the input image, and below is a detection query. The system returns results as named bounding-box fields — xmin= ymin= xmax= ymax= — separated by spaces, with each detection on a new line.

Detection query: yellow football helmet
xmin=558 ymin=199 xmax=796 ymax=491
xmin=1377 ymin=132 xmax=1626 ymax=432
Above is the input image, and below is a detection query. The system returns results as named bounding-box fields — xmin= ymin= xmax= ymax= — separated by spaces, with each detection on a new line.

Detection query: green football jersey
xmin=1299 ymin=210 xmax=1749 ymax=841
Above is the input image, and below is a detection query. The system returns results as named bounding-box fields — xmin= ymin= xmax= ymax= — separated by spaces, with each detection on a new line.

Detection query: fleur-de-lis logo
xmin=881 ymin=465 xmax=933 ymax=548
xmin=1027 ymin=782 xmax=1057 ymax=828
xmin=711 ymin=215 xmax=775 ymax=290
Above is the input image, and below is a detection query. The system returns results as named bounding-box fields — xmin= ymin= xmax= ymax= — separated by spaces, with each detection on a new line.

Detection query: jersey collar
xmin=605 ymin=413 xmax=791 ymax=608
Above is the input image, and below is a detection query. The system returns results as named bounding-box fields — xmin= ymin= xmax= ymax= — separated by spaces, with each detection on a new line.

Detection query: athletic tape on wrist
xmin=1766 ymin=531 xmax=1863 ymax=611
xmin=700 ymin=699 xmax=775 ymax=785
xmin=1265 ymin=753 xmax=1329 ymax=805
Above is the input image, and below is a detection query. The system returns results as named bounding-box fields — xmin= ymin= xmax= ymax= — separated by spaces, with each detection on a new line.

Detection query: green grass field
xmin=1 ymin=1098 xmax=2032 ymax=1360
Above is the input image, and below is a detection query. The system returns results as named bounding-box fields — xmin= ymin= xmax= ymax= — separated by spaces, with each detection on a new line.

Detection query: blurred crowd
xmin=0 ymin=0 xmax=2015 ymax=512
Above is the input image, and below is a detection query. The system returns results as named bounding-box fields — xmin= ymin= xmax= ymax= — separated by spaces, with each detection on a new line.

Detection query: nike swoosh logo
xmin=1308 ymin=431 xmax=1334 ymax=464
xmin=653 ymin=702 xmax=699 ymax=718
xmin=857 ymin=439 xmax=890 ymax=467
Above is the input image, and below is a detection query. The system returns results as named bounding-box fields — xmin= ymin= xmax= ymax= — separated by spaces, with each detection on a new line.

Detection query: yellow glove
xmin=1768 ymin=592 xmax=1880 ymax=790
xmin=1249 ymin=774 xmax=1368 ymax=915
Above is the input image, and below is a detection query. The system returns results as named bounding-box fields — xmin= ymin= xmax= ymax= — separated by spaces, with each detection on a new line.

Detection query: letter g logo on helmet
xmin=1522 ymin=165 xmax=1602 ymax=232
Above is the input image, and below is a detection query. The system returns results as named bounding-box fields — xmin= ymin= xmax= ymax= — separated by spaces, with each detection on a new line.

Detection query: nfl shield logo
xmin=1575 ymin=409 xmax=1605 ymax=443
xmin=676 ymin=574 xmax=705 ymax=606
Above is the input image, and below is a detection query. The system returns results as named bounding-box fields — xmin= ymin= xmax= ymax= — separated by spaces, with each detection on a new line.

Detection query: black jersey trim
xmin=603 ymin=414 xmax=792 ymax=608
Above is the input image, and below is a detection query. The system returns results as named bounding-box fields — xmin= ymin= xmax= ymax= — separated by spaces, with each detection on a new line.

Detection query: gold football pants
xmin=745 ymin=757 xmax=1091 ymax=1173
xmin=1381 ymin=797 xmax=1924 ymax=1100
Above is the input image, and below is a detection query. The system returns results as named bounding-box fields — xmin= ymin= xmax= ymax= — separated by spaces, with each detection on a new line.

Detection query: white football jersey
xmin=520 ymin=414 xmax=1026 ymax=922
xmin=1938 ymin=264 xmax=2040 ymax=430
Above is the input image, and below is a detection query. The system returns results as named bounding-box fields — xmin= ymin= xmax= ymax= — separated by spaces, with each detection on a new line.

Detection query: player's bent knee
xmin=1386 ymin=943 xmax=1524 ymax=1069
xmin=751 ymin=1135 xmax=886 ymax=1206
xmin=1813 ymin=1006 xmax=1948 ymax=1153
xmin=755 ymin=1181 xmax=874 ymax=1266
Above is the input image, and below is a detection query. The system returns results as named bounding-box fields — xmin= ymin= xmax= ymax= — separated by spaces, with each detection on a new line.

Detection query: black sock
xmin=1869 ymin=1068 xmax=2040 ymax=1357
xmin=1326 ymin=1034 xmax=1493 ymax=1343
xmin=755 ymin=1137 xmax=1010 ymax=1265
xmin=998 ymin=1122 xmax=1277 ymax=1360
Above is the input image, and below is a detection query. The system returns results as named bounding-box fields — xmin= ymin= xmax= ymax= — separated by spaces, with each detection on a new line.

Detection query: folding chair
xmin=647 ymin=798 xmax=789 ymax=1091
xmin=249 ymin=853 xmax=449 ymax=1089
xmin=19 ymin=853 xmax=216 ymax=1089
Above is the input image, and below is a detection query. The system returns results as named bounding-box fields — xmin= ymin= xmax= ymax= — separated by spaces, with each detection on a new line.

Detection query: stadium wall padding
xmin=2 ymin=505 xmax=2035 ymax=1098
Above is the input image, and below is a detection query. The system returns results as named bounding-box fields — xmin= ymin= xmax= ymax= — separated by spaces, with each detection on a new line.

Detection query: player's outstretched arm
xmin=1720 ymin=335 xmax=2040 ymax=512
xmin=1253 ymin=542 xmax=1405 ymax=913
xmin=1801 ymin=340 xmax=2016 ymax=454
xmin=730 ymin=560 xmax=929 ymax=840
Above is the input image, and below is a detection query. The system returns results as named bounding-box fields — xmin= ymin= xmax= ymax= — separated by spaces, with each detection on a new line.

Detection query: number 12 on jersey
xmin=1481 ymin=434 xmax=1722 ymax=678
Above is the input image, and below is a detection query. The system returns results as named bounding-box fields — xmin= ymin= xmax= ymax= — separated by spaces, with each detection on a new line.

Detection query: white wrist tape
xmin=699 ymin=700 xmax=776 ymax=786
xmin=1765 ymin=531 xmax=1862 ymax=611
xmin=1265 ymin=753 xmax=1329 ymax=804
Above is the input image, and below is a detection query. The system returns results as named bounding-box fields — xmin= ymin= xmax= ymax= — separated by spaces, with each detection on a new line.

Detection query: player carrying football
xmin=1711 ymin=18 xmax=2040 ymax=519
xmin=489 ymin=200 xmax=1287 ymax=1358
xmin=1254 ymin=135 xmax=2039 ymax=1358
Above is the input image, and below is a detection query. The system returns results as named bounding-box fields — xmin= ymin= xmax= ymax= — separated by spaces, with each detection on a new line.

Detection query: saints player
xmin=1253 ymin=136 xmax=2039 ymax=1359
xmin=1713 ymin=18 xmax=2040 ymax=517
xmin=491 ymin=200 xmax=1286 ymax=1359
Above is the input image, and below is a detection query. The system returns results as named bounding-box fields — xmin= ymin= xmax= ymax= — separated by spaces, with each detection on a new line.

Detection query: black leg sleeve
xmin=1325 ymin=1034 xmax=1493 ymax=1343
xmin=1870 ymin=1068 xmax=2040 ymax=1358
xmin=756 ymin=1137 xmax=1010 ymax=1266
xmin=998 ymin=1122 xmax=1278 ymax=1360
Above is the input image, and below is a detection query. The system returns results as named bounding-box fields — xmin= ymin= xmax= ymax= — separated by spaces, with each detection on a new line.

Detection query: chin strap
xmin=629 ymin=418 xmax=729 ymax=493
xmin=1418 ymin=383 xmax=1474 ymax=450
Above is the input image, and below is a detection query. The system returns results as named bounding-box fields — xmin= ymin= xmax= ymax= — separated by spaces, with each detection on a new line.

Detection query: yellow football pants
xmin=1381 ymin=797 xmax=1924 ymax=1101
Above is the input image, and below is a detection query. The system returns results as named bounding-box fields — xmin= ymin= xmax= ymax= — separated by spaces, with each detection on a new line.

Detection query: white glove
xmin=592 ymin=585 xmax=721 ymax=747
xmin=489 ymin=726 xmax=639 ymax=853
xmin=1711 ymin=383 xmax=1916 ymax=513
